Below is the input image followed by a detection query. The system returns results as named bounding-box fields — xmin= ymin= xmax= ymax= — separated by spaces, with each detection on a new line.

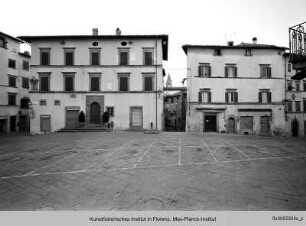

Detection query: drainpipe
xmin=155 ymin=36 xmax=158 ymax=130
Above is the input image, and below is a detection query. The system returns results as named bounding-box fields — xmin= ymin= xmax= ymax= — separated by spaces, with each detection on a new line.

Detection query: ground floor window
xmin=240 ymin=116 xmax=253 ymax=131
xmin=40 ymin=115 xmax=51 ymax=132
xmin=106 ymin=107 xmax=114 ymax=117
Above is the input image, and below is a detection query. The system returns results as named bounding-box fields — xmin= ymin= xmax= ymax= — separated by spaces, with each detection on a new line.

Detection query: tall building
xmin=0 ymin=32 xmax=31 ymax=133
xmin=19 ymin=29 xmax=168 ymax=134
xmin=182 ymin=38 xmax=288 ymax=135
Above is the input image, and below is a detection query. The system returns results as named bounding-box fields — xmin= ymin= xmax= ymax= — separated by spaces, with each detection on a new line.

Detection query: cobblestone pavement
xmin=0 ymin=132 xmax=306 ymax=210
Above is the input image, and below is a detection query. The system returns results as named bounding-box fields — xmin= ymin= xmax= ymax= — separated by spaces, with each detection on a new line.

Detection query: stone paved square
xmin=0 ymin=132 xmax=306 ymax=210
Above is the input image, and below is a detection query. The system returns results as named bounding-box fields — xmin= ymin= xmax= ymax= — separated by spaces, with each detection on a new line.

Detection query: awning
xmin=291 ymin=69 xmax=306 ymax=80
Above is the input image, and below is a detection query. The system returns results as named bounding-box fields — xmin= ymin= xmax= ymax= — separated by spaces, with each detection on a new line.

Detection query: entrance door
xmin=130 ymin=107 xmax=143 ymax=130
xmin=90 ymin=102 xmax=101 ymax=124
xmin=204 ymin=115 xmax=217 ymax=132
xmin=40 ymin=115 xmax=51 ymax=132
xmin=10 ymin=116 xmax=16 ymax=132
xmin=19 ymin=116 xmax=27 ymax=132
xmin=66 ymin=110 xmax=79 ymax=129
xmin=228 ymin=117 xmax=235 ymax=133
xmin=292 ymin=120 xmax=299 ymax=137
xmin=260 ymin=116 xmax=270 ymax=135
xmin=0 ymin=119 xmax=6 ymax=132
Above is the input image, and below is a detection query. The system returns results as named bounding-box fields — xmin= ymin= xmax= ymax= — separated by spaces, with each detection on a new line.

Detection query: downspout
xmin=155 ymin=36 xmax=158 ymax=130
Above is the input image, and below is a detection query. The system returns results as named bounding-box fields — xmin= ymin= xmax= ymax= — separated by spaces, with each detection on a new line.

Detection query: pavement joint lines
xmin=223 ymin=140 xmax=252 ymax=160
xmin=203 ymin=140 xmax=219 ymax=163
xmin=133 ymin=142 xmax=155 ymax=169
xmin=178 ymin=139 xmax=182 ymax=165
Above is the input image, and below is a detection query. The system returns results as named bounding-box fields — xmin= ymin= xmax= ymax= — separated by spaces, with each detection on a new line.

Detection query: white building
xmin=183 ymin=39 xmax=288 ymax=136
xmin=0 ymin=32 xmax=31 ymax=133
xmin=19 ymin=29 xmax=168 ymax=134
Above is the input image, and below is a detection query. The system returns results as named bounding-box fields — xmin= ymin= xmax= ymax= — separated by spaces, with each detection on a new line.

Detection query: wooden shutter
xmin=234 ymin=92 xmax=238 ymax=103
xmin=225 ymin=67 xmax=228 ymax=78
xmin=91 ymin=77 xmax=100 ymax=91
xmin=120 ymin=77 xmax=128 ymax=91
xmin=65 ymin=52 xmax=74 ymax=65
xmin=234 ymin=67 xmax=237 ymax=77
xmin=145 ymin=52 xmax=153 ymax=65
xmin=40 ymin=76 xmax=49 ymax=91
xmin=198 ymin=92 xmax=202 ymax=102
xmin=208 ymin=92 xmax=211 ymax=103
xmin=198 ymin=65 xmax=202 ymax=77
xmin=41 ymin=52 xmax=49 ymax=65
xmin=225 ymin=92 xmax=228 ymax=103
xmin=258 ymin=92 xmax=262 ymax=103
xmin=260 ymin=66 xmax=263 ymax=78
xmin=65 ymin=77 xmax=73 ymax=91
xmin=120 ymin=52 xmax=128 ymax=65
xmin=91 ymin=52 xmax=99 ymax=65
xmin=267 ymin=92 xmax=272 ymax=103
xmin=144 ymin=77 xmax=153 ymax=91
xmin=267 ymin=67 xmax=272 ymax=78
xmin=208 ymin=66 xmax=211 ymax=77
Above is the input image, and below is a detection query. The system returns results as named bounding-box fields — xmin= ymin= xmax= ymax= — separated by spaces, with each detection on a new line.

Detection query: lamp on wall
xmin=158 ymin=89 xmax=163 ymax=98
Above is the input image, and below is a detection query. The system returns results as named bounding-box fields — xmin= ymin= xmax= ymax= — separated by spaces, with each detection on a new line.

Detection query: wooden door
xmin=130 ymin=107 xmax=143 ymax=129
xmin=228 ymin=117 xmax=235 ymax=133
xmin=260 ymin=116 xmax=270 ymax=135
xmin=66 ymin=110 xmax=79 ymax=129
xmin=10 ymin=116 xmax=16 ymax=132
xmin=292 ymin=120 xmax=299 ymax=137
xmin=90 ymin=102 xmax=101 ymax=124
xmin=40 ymin=115 xmax=51 ymax=132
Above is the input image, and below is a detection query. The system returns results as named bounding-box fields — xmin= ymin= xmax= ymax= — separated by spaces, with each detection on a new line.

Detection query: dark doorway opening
xmin=204 ymin=115 xmax=217 ymax=132
xmin=10 ymin=116 xmax=16 ymax=132
xmin=228 ymin=117 xmax=235 ymax=133
xmin=292 ymin=119 xmax=299 ymax=137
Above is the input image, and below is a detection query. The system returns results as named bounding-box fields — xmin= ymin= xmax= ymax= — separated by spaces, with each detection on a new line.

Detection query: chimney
xmin=228 ymin=41 xmax=234 ymax=47
xmin=116 ymin=27 xmax=121 ymax=36
xmin=92 ymin=28 xmax=98 ymax=36
xmin=252 ymin=37 xmax=257 ymax=44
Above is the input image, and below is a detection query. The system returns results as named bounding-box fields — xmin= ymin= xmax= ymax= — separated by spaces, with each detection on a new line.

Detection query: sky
xmin=1 ymin=0 xmax=306 ymax=86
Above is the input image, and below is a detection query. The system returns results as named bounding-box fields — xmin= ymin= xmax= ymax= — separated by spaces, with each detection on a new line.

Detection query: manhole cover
xmin=142 ymin=198 xmax=164 ymax=210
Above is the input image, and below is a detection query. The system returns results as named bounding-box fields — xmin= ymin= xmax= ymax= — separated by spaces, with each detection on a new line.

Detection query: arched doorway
xmin=90 ymin=102 xmax=101 ymax=124
xmin=228 ymin=117 xmax=235 ymax=133
xmin=292 ymin=119 xmax=299 ymax=137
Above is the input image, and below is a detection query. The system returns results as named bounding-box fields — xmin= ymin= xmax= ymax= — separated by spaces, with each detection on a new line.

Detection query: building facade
xmin=0 ymin=32 xmax=31 ymax=133
xmin=284 ymin=55 xmax=306 ymax=136
xmin=19 ymin=30 xmax=168 ymax=134
xmin=183 ymin=40 xmax=288 ymax=136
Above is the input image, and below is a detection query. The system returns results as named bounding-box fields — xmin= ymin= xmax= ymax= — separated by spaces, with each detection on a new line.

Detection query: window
xmin=54 ymin=100 xmax=61 ymax=106
xmin=8 ymin=76 xmax=16 ymax=87
xmin=39 ymin=100 xmax=47 ymax=106
xmin=22 ymin=77 xmax=29 ymax=89
xmin=64 ymin=48 xmax=74 ymax=66
xmin=214 ymin=48 xmax=222 ymax=56
xmin=63 ymin=74 xmax=74 ymax=91
xmin=8 ymin=93 xmax=16 ymax=106
xmin=0 ymin=37 xmax=6 ymax=48
xmin=22 ymin=60 xmax=29 ymax=70
xmin=20 ymin=98 xmax=30 ymax=109
xmin=287 ymin=101 xmax=292 ymax=112
xmin=225 ymin=65 xmax=237 ymax=78
xmin=288 ymin=63 xmax=292 ymax=72
xmin=260 ymin=65 xmax=272 ymax=78
xmin=119 ymin=49 xmax=129 ymax=65
xmin=296 ymin=81 xmax=300 ymax=91
xmin=143 ymin=74 xmax=154 ymax=91
xmin=90 ymin=49 xmax=100 ymax=66
xmin=107 ymin=107 xmax=114 ymax=117
xmin=198 ymin=64 xmax=211 ymax=77
xmin=287 ymin=80 xmax=293 ymax=91
xmin=39 ymin=73 xmax=50 ymax=91
xmin=40 ymin=48 xmax=50 ymax=66
xmin=8 ymin=59 xmax=16 ymax=68
xmin=118 ymin=74 xmax=129 ymax=91
xmin=225 ymin=90 xmax=238 ymax=103
xmin=89 ymin=74 xmax=100 ymax=91
xmin=198 ymin=90 xmax=211 ymax=103
xmin=304 ymin=81 xmax=306 ymax=91
xmin=296 ymin=101 xmax=301 ymax=112
xmin=245 ymin=49 xmax=252 ymax=56
xmin=143 ymin=49 xmax=154 ymax=65
xmin=303 ymin=99 xmax=306 ymax=112
xmin=259 ymin=91 xmax=272 ymax=103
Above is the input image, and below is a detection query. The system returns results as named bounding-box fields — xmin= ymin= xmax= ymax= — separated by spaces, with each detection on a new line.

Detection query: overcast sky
xmin=1 ymin=0 xmax=306 ymax=86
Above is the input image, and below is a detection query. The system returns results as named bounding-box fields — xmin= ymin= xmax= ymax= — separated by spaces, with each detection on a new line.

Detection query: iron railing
xmin=289 ymin=21 xmax=306 ymax=62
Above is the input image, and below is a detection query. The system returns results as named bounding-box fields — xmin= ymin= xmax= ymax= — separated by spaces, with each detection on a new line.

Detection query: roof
xmin=182 ymin=43 xmax=288 ymax=54
xmin=18 ymin=34 xmax=168 ymax=60
xmin=19 ymin=52 xmax=31 ymax=58
xmin=291 ymin=69 xmax=306 ymax=80
xmin=0 ymin=31 xmax=25 ymax=43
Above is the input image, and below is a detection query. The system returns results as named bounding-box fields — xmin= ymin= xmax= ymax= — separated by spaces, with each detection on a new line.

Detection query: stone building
xmin=19 ymin=29 xmax=168 ymax=134
xmin=182 ymin=38 xmax=288 ymax=135
xmin=0 ymin=31 xmax=31 ymax=132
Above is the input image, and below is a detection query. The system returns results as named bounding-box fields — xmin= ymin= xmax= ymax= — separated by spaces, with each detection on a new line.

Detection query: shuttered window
xmin=260 ymin=65 xmax=272 ymax=78
xmin=90 ymin=49 xmax=100 ymax=66
xmin=23 ymin=60 xmax=29 ymax=70
xmin=225 ymin=65 xmax=237 ymax=78
xmin=295 ymin=81 xmax=300 ymax=91
xmin=22 ymin=77 xmax=29 ymax=89
xmin=64 ymin=49 xmax=74 ymax=66
xmin=8 ymin=76 xmax=16 ymax=87
xmin=144 ymin=49 xmax=153 ymax=65
xmin=40 ymin=49 xmax=50 ymax=65
xmin=39 ymin=73 xmax=50 ymax=91
xmin=90 ymin=76 xmax=100 ymax=91
xmin=119 ymin=50 xmax=129 ymax=65
xmin=118 ymin=75 xmax=129 ymax=91
xmin=259 ymin=91 xmax=272 ymax=103
xmin=8 ymin=93 xmax=16 ymax=106
xmin=296 ymin=101 xmax=301 ymax=112
xmin=64 ymin=76 xmax=74 ymax=91
xmin=198 ymin=64 xmax=211 ymax=77
xmin=225 ymin=91 xmax=238 ymax=103
xmin=303 ymin=99 xmax=306 ymax=112
xmin=198 ymin=91 xmax=211 ymax=103
xmin=8 ymin=59 xmax=16 ymax=68
xmin=287 ymin=102 xmax=292 ymax=112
